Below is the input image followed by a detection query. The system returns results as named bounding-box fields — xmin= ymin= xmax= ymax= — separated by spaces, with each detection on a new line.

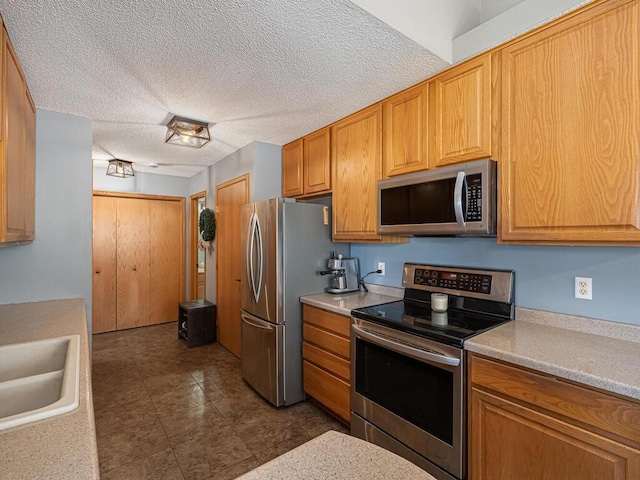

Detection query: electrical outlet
xmin=377 ymin=262 xmax=386 ymax=276
xmin=575 ymin=277 xmax=592 ymax=300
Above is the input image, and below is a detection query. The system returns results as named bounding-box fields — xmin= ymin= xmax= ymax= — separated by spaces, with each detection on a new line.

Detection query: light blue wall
xmin=190 ymin=141 xmax=282 ymax=303
xmin=352 ymin=238 xmax=640 ymax=326
xmin=0 ymin=109 xmax=93 ymax=329
xmin=93 ymin=167 xmax=189 ymax=197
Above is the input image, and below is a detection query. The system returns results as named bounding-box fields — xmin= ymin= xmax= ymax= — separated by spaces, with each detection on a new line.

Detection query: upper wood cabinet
xmin=1 ymin=25 xmax=36 ymax=245
xmin=331 ymin=104 xmax=407 ymax=243
xmin=469 ymin=354 xmax=640 ymax=480
xmin=282 ymin=138 xmax=304 ymax=197
xmin=382 ymin=81 xmax=430 ymax=177
xmin=303 ymin=126 xmax=331 ymax=195
xmin=282 ymin=128 xmax=331 ymax=198
xmin=434 ymin=54 xmax=493 ymax=168
xmin=500 ymin=0 xmax=640 ymax=245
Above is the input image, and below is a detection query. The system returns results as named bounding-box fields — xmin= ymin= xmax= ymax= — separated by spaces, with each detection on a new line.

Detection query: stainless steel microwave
xmin=378 ymin=159 xmax=497 ymax=236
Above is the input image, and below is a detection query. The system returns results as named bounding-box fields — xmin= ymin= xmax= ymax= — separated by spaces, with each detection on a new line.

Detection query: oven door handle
xmin=352 ymin=325 xmax=461 ymax=367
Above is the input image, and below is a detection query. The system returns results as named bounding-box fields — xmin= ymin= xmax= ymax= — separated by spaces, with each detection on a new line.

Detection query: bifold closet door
xmin=92 ymin=196 xmax=117 ymax=333
xmin=116 ymin=197 xmax=151 ymax=329
xmin=149 ymin=199 xmax=182 ymax=324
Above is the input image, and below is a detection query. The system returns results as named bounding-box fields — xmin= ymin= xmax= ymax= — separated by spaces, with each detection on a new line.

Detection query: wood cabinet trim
xmin=303 ymin=305 xmax=350 ymax=337
xmin=303 ymin=341 xmax=351 ymax=382
xmin=434 ymin=53 xmax=492 ymax=166
xmin=303 ymin=360 xmax=351 ymax=423
xmin=93 ymin=190 xmax=186 ymax=202
xmin=470 ymin=354 xmax=640 ymax=448
xmin=498 ymin=0 xmax=640 ymax=245
xmin=382 ymin=81 xmax=430 ymax=177
xmin=282 ymin=138 xmax=304 ymax=197
xmin=303 ymin=126 xmax=331 ymax=195
xmin=470 ymin=386 xmax=640 ymax=480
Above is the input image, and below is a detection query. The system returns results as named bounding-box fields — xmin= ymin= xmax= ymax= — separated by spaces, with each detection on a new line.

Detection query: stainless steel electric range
xmin=350 ymin=263 xmax=515 ymax=480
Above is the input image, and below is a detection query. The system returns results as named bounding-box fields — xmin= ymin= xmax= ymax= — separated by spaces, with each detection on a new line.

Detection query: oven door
xmin=351 ymin=318 xmax=465 ymax=479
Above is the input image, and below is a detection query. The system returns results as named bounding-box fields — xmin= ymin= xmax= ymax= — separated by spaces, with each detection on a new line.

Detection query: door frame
xmin=215 ymin=174 xmax=250 ymax=356
xmin=189 ymin=191 xmax=207 ymax=300
xmin=93 ymin=190 xmax=187 ymax=308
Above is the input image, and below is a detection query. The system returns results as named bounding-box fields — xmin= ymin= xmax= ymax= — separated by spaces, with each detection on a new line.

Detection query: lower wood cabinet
xmin=302 ymin=304 xmax=351 ymax=423
xmin=469 ymin=354 xmax=640 ymax=480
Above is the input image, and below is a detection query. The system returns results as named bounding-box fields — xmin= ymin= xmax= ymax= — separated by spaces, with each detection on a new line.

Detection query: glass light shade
xmin=165 ymin=116 xmax=210 ymax=148
xmin=106 ymin=159 xmax=135 ymax=178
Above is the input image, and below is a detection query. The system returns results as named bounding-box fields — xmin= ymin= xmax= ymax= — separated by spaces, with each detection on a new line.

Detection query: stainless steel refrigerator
xmin=240 ymin=198 xmax=349 ymax=407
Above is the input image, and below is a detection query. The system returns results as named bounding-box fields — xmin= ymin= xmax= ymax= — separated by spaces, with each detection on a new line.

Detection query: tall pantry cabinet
xmin=92 ymin=193 xmax=185 ymax=334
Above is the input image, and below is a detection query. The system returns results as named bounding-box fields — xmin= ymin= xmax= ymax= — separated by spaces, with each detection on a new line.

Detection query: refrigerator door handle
xmin=247 ymin=212 xmax=257 ymax=303
xmin=254 ymin=213 xmax=263 ymax=303
xmin=241 ymin=312 xmax=273 ymax=331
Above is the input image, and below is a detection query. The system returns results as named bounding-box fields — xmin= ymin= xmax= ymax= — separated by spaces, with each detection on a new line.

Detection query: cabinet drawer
xmin=303 ymin=324 xmax=350 ymax=359
xmin=470 ymin=355 xmax=640 ymax=446
xmin=303 ymin=341 xmax=350 ymax=382
xmin=303 ymin=360 xmax=350 ymax=423
xmin=303 ymin=305 xmax=350 ymax=337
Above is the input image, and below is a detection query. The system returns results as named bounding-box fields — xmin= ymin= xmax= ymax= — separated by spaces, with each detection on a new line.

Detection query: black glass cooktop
xmin=351 ymin=298 xmax=512 ymax=348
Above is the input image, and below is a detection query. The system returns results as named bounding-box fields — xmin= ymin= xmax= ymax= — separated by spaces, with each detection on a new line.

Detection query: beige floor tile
xmin=173 ymin=426 xmax=253 ymax=480
xmin=98 ymin=419 xmax=171 ymax=471
xmin=101 ymin=447 xmax=185 ymax=480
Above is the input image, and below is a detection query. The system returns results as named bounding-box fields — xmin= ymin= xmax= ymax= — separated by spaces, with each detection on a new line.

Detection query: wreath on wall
xmin=199 ymin=207 xmax=216 ymax=250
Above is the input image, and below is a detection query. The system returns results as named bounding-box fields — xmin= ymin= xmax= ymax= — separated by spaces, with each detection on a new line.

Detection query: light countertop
xmin=237 ymin=430 xmax=436 ymax=480
xmin=300 ymin=284 xmax=402 ymax=316
xmin=0 ymin=299 xmax=99 ymax=480
xmin=466 ymin=307 xmax=640 ymax=401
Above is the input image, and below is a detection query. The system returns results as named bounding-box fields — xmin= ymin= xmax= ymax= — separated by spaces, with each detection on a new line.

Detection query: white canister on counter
xmin=431 ymin=293 xmax=448 ymax=312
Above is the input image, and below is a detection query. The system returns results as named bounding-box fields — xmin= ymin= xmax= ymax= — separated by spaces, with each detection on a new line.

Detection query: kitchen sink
xmin=0 ymin=335 xmax=80 ymax=430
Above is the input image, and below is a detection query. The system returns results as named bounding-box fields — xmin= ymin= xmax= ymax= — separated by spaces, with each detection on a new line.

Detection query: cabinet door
xmin=282 ymin=139 xmax=303 ymax=197
xmin=303 ymin=127 xmax=331 ymax=195
xmin=149 ymin=199 xmax=183 ymax=325
xmin=23 ymin=95 xmax=35 ymax=238
xmin=500 ymin=0 xmax=640 ymax=244
xmin=92 ymin=196 xmax=117 ymax=334
xmin=3 ymin=35 xmax=27 ymax=242
xmin=434 ymin=54 xmax=492 ymax=167
xmin=332 ymin=104 xmax=382 ymax=241
xmin=470 ymin=388 xmax=640 ymax=480
xmin=382 ymin=81 xmax=430 ymax=177
xmin=331 ymin=104 xmax=407 ymax=243
xmin=116 ymin=197 xmax=151 ymax=329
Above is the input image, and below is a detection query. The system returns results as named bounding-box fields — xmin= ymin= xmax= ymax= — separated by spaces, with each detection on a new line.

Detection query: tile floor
xmin=92 ymin=322 xmax=348 ymax=480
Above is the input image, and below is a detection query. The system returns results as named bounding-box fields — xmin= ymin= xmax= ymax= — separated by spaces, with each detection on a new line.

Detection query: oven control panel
xmin=413 ymin=268 xmax=492 ymax=294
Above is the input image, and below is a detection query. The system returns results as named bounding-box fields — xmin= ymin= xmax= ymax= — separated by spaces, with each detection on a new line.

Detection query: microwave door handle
xmin=352 ymin=325 xmax=460 ymax=367
xmin=454 ymin=171 xmax=466 ymax=229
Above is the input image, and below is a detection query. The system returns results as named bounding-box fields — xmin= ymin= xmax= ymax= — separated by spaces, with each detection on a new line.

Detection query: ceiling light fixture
xmin=106 ymin=159 xmax=135 ymax=178
xmin=165 ymin=116 xmax=211 ymax=148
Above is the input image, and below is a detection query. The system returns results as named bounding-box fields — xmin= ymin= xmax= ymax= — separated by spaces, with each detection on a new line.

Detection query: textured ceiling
xmin=0 ymin=0 xmax=449 ymax=177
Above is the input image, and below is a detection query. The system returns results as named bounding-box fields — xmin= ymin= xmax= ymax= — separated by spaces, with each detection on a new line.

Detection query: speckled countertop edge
xmin=300 ymin=284 xmax=403 ymax=317
xmin=466 ymin=313 xmax=640 ymax=401
xmin=0 ymin=299 xmax=99 ymax=480
xmin=237 ymin=430 xmax=436 ymax=480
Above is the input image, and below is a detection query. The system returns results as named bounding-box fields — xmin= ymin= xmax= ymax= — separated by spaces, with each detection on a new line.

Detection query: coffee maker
xmin=320 ymin=252 xmax=360 ymax=294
